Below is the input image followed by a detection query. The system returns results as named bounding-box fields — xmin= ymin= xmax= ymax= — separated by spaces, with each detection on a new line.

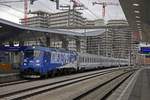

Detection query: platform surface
xmin=128 ymin=68 xmax=150 ymax=100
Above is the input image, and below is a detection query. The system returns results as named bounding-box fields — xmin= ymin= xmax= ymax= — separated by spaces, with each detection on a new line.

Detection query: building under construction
xmin=108 ymin=20 xmax=132 ymax=59
xmin=48 ymin=10 xmax=85 ymax=27
xmin=20 ymin=10 xmax=86 ymax=28
xmin=20 ymin=11 xmax=50 ymax=28
xmin=87 ymin=29 xmax=113 ymax=57
xmin=87 ymin=20 xmax=133 ymax=59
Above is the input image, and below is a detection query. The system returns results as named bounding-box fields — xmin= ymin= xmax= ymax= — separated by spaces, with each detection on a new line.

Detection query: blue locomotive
xmin=20 ymin=46 xmax=77 ymax=77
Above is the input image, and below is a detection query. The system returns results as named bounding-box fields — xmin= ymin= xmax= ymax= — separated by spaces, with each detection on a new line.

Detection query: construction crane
xmin=0 ymin=0 xmax=35 ymax=26
xmin=70 ymin=0 xmax=85 ymax=9
xmin=0 ymin=0 xmax=59 ymax=26
xmin=92 ymin=1 xmax=119 ymax=18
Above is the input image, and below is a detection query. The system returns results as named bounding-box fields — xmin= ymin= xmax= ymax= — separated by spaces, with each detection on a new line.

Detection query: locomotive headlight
xmin=24 ymin=63 xmax=27 ymax=66
xmin=36 ymin=60 xmax=40 ymax=63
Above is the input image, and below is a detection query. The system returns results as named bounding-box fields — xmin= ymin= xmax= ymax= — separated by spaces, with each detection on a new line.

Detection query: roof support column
xmin=45 ymin=33 xmax=53 ymax=47
xmin=62 ymin=37 xmax=69 ymax=50
xmin=19 ymin=41 xmax=24 ymax=46
xmin=76 ymin=37 xmax=80 ymax=52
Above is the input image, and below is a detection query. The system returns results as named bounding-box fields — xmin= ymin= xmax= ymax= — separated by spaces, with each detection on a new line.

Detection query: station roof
xmin=0 ymin=18 xmax=106 ymax=42
xmin=120 ymin=0 xmax=150 ymax=42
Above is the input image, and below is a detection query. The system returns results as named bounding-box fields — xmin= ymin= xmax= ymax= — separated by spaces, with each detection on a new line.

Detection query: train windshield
xmin=24 ymin=50 xmax=41 ymax=58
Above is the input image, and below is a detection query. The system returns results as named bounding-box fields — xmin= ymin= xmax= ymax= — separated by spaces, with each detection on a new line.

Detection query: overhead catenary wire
xmin=38 ymin=0 xmax=54 ymax=13
xmin=85 ymin=7 xmax=99 ymax=19
xmin=75 ymin=0 xmax=99 ymax=19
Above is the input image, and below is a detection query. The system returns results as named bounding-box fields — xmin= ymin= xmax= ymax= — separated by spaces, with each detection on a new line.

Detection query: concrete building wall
xmin=48 ymin=10 xmax=85 ymax=27
xmin=85 ymin=19 xmax=104 ymax=27
xmin=20 ymin=11 xmax=50 ymax=28
xmin=87 ymin=36 xmax=99 ymax=55
xmin=87 ymin=30 xmax=113 ymax=57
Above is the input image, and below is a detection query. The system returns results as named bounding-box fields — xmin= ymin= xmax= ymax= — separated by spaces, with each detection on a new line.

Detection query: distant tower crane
xmin=71 ymin=0 xmax=84 ymax=9
xmin=92 ymin=1 xmax=119 ymax=18
xmin=0 ymin=0 xmax=36 ymax=26
xmin=24 ymin=0 xmax=28 ymax=26
xmin=0 ymin=0 xmax=59 ymax=26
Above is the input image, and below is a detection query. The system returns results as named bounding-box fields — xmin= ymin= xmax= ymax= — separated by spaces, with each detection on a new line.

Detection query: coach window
xmin=80 ymin=57 xmax=82 ymax=62
xmin=80 ymin=57 xmax=83 ymax=62
xmin=46 ymin=52 xmax=51 ymax=58
xmin=86 ymin=58 xmax=88 ymax=63
xmin=82 ymin=57 xmax=84 ymax=62
xmin=83 ymin=57 xmax=85 ymax=63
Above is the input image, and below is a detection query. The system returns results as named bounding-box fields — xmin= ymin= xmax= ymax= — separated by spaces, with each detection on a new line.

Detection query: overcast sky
xmin=0 ymin=0 xmax=126 ymax=23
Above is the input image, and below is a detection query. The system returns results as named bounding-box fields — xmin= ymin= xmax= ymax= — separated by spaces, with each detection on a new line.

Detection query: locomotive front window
xmin=34 ymin=51 xmax=41 ymax=57
xmin=24 ymin=50 xmax=41 ymax=58
xmin=24 ymin=50 xmax=33 ymax=58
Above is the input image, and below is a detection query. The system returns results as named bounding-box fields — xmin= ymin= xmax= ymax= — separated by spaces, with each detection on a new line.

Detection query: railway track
xmin=0 ymin=79 xmax=32 ymax=87
xmin=28 ymin=69 xmax=134 ymax=100
xmin=0 ymin=67 xmax=135 ymax=100
xmin=73 ymin=71 xmax=133 ymax=100
xmin=0 ymin=68 xmax=121 ymax=87
xmin=0 ymin=70 xmax=114 ymax=99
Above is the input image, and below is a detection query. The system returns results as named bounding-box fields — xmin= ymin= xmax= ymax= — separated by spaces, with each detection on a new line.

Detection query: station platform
xmin=107 ymin=66 xmax=149 ymax=100
xmin=128 ymin=67 xmax=150 ymax=100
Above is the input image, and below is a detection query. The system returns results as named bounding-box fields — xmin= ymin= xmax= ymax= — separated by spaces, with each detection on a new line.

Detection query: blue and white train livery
xmin=21 ymin=46 xmax=77 ymax=77
xmin=20 ymin=46 xmax=129 ymax=78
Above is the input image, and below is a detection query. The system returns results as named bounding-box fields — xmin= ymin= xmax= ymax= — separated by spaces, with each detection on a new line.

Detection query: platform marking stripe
xmin=117 ymin=69 xmax=141 ymax=100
